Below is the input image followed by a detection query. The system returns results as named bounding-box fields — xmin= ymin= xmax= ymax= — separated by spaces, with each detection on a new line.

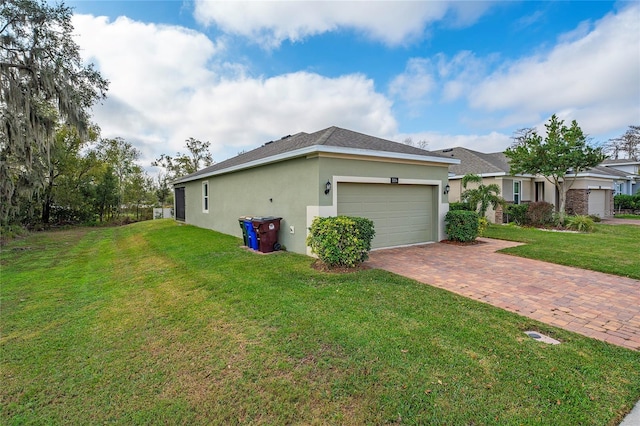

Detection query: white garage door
xmin=337 ymin=183 xmax=436 ymax=249
xmin=588 ymin=190 xmax=606 ymax=218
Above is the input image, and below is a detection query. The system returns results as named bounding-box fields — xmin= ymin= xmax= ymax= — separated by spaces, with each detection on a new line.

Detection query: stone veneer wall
xmin=494 ymin=204 xmax=504 ymax=223
xmin=566 ymin=189 xmax=589 ymax=215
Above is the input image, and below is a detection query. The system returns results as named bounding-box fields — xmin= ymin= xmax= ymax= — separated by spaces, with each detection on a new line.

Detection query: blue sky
xmin=67 ymin=1 xmax=640 ymax=169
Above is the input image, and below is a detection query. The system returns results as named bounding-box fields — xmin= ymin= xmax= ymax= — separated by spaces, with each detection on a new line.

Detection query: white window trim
xmin=202 ymin=181 xmax=209 ymax=213
xmin=513 ymin=180 xmax=521 ymax=205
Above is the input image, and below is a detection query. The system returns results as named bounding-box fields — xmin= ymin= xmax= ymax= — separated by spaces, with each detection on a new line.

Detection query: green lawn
xmin=2 ymin=220 xmax=639 ymax=425
xmin=484 ymin=223 xmax=640 ymax=279
xmin=614 ymin=214 xmax=640 ymax=220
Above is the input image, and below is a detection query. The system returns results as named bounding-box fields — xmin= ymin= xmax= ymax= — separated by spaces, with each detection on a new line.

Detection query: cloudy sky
xmin=68 ymin=0 xmax=640 ymax=170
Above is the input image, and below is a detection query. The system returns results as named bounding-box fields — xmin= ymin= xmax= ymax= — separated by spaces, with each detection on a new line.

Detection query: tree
xmin=0 ymin=0 xmax=108 ymax=222
xmin=154 ymin=173 xmax=171 ymax=207
xmin=460 ymin=174 xmax=504 ymax=217
xmin=93 ymin=166 xmax=118 ymax=222
xmin=123 ymin=165 xmax=153 ymax=220
xmin=152 ymin=137 xmax=213 ymax=207
xmin=605 ymin=125 xmax=640 ymax=160
xmin=505 ymin=115 xmax=605 ymax=222
xmin=40 ymin=125 xmax=98 ymax=223
xmin=402 ymin=137 xmax=429 ymax=150
xmin=96 ymin=137 xmax=140 ymax=216
xmin=152 ymin=137 xmax=214 ymax=181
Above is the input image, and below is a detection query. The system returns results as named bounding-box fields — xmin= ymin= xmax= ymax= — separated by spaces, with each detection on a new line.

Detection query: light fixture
xmin=324 ymin=180 xmax=332 ymax=195
xmin=444 ymin=184 xmax=450 ymax=195
xmin=587 ymin=189 xmax=591 ymax=195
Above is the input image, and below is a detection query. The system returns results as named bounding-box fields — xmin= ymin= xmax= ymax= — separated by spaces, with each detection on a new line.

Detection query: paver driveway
xmin=366 ymin=238 xmax=640 ymax=351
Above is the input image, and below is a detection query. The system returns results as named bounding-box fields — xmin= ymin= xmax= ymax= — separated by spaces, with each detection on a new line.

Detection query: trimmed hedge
xmin=445 ymin=210 xmax=479 ymax=242
xmin=449 ymin=202 xmax=474 ymax=211
xmin=614 ymin=194 xmax=640 ymax=210
xmin=306 ymin=216 xmax=375 ymax=268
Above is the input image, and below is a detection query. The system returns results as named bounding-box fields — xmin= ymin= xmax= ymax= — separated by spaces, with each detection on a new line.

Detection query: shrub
xmin=306 ymin=216 xmax=375 ymax=268
xmin=588 ymin=214 xmax=602 ymax=223
xmin=445 ymin=210 xmax=479 ymax=242
xmin=449 ymin=202 xmax=474 ymax=211
xmin=614 ymin=194 xmax=639 ymax=210
xmin=526 ymin=201 xmax=554 ymax=227
xmin=505 ymin=204 xmax=528 ymax=225
xmin=477 ymin=217 xmax=489 ymax=237
xmin=565 ymin=215 xmax=595 ymax=233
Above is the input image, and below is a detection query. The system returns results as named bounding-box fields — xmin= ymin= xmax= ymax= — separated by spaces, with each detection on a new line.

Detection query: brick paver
xmin=366 ymin=238 xmax=640 ymax=351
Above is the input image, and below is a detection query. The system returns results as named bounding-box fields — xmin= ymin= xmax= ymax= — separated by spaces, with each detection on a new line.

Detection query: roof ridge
xmin=314 ymin=126 xmax=337 ymax=146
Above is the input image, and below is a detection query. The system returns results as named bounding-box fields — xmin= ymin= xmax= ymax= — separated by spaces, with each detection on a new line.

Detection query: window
xmin=615 ymin=182 xmax=624 ymax=195
xmin=535 ymin=182 xmax=545 ymax=202
xmin=513 ymin=181 xmax=521 ymax=204
xmin=202 ymin=181 xmax=209 ymax=213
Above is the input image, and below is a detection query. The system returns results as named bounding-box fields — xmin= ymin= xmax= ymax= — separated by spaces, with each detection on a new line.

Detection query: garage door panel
xmin=337 ymin=183 xmax=435 ymax=249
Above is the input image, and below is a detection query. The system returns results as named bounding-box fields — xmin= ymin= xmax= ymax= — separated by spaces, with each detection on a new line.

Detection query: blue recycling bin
xmin=243 ymin=219 xmax=259 ymax=250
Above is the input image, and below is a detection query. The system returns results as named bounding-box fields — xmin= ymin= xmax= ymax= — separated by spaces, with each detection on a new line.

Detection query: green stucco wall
xmin=177 ymin=154 xmax=451 ymax=255
xmin=179 ymin=156 xmax=320 ymax=254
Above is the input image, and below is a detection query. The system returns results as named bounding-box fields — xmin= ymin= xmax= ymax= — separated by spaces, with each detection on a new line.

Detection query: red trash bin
xmin=252 ymin=217 xmax=282 ymax=253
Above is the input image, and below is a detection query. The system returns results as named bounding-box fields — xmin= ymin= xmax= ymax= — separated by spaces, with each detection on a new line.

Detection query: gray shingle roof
xmin=174 ymin=126 xmax=451 ymax=184
xmin=436 ymin=147 xmax=511 ymax=176
xmin=602 ymin=158 xmax=640 ymax=166
xmin=439 ymin=147 xmax=633 ymax=179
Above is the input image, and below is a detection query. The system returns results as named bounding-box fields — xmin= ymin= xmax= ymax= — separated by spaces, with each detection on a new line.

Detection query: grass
xmin=484 ymin=223 xmax=640 ymax=279
xmin=614 ymin=214 xmax=640 ymax=220
xmin=2 ymin=220 xmax=639 ymax=425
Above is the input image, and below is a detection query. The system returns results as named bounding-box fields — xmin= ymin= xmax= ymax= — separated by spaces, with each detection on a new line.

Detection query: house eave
xmin=173 ymin=145 xmax=459 ymax=184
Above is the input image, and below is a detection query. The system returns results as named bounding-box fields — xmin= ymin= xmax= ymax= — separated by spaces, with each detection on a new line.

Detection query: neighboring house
xmin=173 ymin=126 xmax=459 ymax=255
xmin=439 ymin=147 xmax=631 ymax=222
xmin=601 ymin=159 xmax=640 ymax=195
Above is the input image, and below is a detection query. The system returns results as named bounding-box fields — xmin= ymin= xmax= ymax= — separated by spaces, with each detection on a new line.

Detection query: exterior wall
xmin=315 ymin=155 xmax=450 ymax=252
xmin=178 ymin=154 xmax=452 ymax=255
xmin=179 ymin=156 xmax=320 ymax=254
xmin=566 ymin=189 xmax=589 ymax=215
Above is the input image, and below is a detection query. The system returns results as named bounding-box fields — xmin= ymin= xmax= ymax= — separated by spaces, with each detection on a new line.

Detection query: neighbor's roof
xmin=436 ymin=147 xmax=511 ymax=177
xmin=601 ymin=158 xmax=640 ymax=166
xmin=439 ymin=147 xmax=635 ymax=180
xmin=173 ymin=126 xmax=459 ymax=184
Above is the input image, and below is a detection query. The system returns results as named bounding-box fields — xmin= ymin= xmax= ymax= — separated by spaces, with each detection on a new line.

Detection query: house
xmin=173 ymin=127 xmax=459 ymax=254
xmin=601 ymin=159 xmax=640 ymax=195
xmin=439 ymin=147 xmax=631 ymax=222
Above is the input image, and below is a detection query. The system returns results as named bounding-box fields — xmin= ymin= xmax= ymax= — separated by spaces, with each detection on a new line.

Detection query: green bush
xmin=445 ymin=210 xmax=479 ymax=242
xmin=526 ymin=201 xmax=554 ymax=227
xmin=306 ymin=216 xmax=375 ymax=268
xmin=565 ymin=215 xmax=595 ymax=233
xmin=505 ymin=204 xmax=528 ymax=225
xmin=614 ymin=194 xmax=640 ymax=210
xmin=449 ymin=202 xmax=474 ymax=211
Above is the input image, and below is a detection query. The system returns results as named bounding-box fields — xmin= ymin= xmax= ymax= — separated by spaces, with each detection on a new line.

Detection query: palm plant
xmin=461 ymin=174 xmax=505 ymax=217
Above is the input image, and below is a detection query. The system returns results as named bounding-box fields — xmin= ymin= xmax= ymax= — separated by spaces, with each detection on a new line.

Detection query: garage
xmin=588 ymin=189 xmax=606 ymax=218
xmin=337 ymin=183 xmax=436 ymax=249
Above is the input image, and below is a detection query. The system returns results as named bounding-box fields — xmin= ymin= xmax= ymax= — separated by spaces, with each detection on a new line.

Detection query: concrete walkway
xmin=366 ymin=238 xmax=640 ymax=351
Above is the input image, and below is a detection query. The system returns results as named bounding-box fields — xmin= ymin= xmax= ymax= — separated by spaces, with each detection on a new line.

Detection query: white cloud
xmin=192 ymin=1 xmax=493 ymax=48
xmin=72 ymin=14 xmax=397 ymax=169
xmin=467 ymin=3 xmax=640 ymax=134
xmin=388 ymin=58 xmax=436 ymax=103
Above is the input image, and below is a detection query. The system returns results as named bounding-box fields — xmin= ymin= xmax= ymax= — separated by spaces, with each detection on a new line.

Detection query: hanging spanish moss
xmin=0 ymin=0 xmax=108 ymax=222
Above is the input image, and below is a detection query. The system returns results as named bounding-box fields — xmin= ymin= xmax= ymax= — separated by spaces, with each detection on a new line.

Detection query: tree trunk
xmin=41 ymin=179 xmax=54 ymax=224
xmin=557 ymin=182 xmax=567 ymax=223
